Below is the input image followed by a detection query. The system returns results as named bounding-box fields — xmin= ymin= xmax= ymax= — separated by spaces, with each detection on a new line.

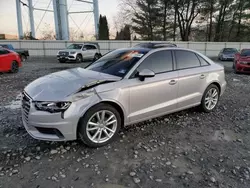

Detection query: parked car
xmin=233 ymin=49 xmax=250 ymax=74
xmin=22 ymin=47 xmax=226 ymax=147
xmin=134 ymin=42 xmax=177 ymax=49
xmin=0 ymin=47 xmax=22 ymax=73
xmin=218 ymin=48 xmax=238 ymax=61
xmin=0 ymin=44 xmax=29 ymax=62
xmin=57 ymin=43 xmax=102 ymax=63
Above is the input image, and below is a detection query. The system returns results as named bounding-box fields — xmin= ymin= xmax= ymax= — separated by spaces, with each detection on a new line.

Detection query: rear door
xmin=83 ymin=45 xmax=95 ymax=59
xmin=174 ymin=50 xmax=210 ymax=109
xmin=88 ymin=45 xmax=97 ymax=58
xmin=126 ymin=50 xmax=179 ymax=123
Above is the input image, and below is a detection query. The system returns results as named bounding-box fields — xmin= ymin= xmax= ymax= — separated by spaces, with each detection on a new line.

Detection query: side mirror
xmin=82 ymin=48 xmax=87 ymax=51
xmin=138 ymin=69 xmax=155 ymax=81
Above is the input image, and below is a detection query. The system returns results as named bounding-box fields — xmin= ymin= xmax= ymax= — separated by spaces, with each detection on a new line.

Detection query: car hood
xmin=24 ymin=68 xmax=121 ymax=101
xmin=239 ymin=56 xmax=250 ymax=61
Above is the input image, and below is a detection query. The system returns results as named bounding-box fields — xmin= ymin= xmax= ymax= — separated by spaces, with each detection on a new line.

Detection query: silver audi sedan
xmin=22 ymin=47 xmax=226 ymax=147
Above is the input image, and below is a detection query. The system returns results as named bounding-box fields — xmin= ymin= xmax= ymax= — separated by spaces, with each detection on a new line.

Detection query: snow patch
xmin=4 ymin=93 xmax=22 ymax=110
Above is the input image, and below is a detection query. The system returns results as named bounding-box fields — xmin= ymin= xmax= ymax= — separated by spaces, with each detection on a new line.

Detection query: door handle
xmin=169 ymin=80 xmax=177 ymax=85
xmin=200 ymin=74 xmax=206 ymax=79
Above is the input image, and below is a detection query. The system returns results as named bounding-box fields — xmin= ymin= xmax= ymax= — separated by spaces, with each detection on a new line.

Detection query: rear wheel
xmin=200 ymin=84 xmax=220 ymax=113
xmin=78 ymin=104 xmax=121 ymax=148
xmin=10 ymin=61 xmax=19 ymax=73
xmin=76 ymin=54 xmax=83 ymax=63
xmin=93 ymin=53 xmax=101 ymax=62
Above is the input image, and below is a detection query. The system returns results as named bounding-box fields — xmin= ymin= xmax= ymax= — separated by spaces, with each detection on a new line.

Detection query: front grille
xmin=59 ymin=51 xmax=69 ymax=56
xmin=243 ymin=67 xmax=250 ymax=72
xmin=22 ymin=92 xmax=31 ymax=124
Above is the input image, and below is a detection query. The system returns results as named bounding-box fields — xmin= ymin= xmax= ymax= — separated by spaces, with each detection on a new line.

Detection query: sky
xmin=0 ymin=0 xmax=120 ymax=39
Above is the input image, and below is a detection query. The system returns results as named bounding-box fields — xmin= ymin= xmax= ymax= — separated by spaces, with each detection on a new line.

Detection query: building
xmin=0 ymin=34 xmax=18 ymax=40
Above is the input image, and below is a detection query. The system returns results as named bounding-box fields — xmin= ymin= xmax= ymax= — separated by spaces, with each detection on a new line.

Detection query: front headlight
xmin=70 ymin=51 xmax=76 ymax=54
xmin=240 ymin=61 xmax=248 ymax=64
xmin=34 ymin=101 xmax=71 ymax=113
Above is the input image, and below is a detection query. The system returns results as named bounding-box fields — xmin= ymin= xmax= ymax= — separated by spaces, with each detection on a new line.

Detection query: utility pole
xmin=93 ymin=0 xmax=100 ymax=39
xmin=53 ymin=0 xmax=69 ymax=40
xmin=16 ymin=0 xmax=24 ymax=39
xmin=28 ymin=0 xmax=36 ymax=39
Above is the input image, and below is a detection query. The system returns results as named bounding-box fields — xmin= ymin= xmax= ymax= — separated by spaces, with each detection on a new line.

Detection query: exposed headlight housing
xmin=70 ymin=51 xmax=76 ymax=54
xmin=240 ymin=61 xmax=248 ymax=64
xmin=34 ymin=101 xmax=71 ymax=113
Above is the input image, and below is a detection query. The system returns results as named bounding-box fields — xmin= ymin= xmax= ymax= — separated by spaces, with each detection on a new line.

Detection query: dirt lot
xmin=0 ymin=58 xmax=250 ymax=188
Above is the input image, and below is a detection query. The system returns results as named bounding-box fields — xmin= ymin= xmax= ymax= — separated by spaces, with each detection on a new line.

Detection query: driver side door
xmin=126 ymin=50 xmax=178 ymax=124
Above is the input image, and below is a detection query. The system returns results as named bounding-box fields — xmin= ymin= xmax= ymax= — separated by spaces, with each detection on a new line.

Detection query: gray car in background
xmin=22 ymin=47 xmax=226 ymax=147
xmin=218 ymin=48 xmax=238 ymax=61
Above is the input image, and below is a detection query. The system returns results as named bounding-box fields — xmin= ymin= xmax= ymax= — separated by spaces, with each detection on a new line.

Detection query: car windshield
xmin=241 ymin=49 xmax=250 ymax=56
xmin=86 ymin=49 xmax=148 ymax=77
xmin=223 ymin=48 xmax=237 ymax=53
xmin=67 ymin=44 xmax=83 ymax=49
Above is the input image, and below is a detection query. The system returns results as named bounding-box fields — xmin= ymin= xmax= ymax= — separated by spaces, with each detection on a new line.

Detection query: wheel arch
xmin=77 ymin=53 xmax=83 ymax=57
xmin=76 ymin=100 xmax=126 ymax=139
xmin=207 ymin=82 xmax=221 ymax=95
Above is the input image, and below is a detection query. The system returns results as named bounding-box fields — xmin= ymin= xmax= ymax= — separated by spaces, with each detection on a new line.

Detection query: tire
xmin=93 ymin=53 xmax=99 ymax=62
xmin=10 ymin=61 xmax=19 ymax=73
xmin=233 ymin=62 xmax=239 ymax=74
xmin=78 ymin=103 xmax=121 ymax=148
xmin=59 ymin=60 xmax=66 ymax=63
xmin=76 ymin=54 xmax=83 ymax=63
xmin=20 ymin=54 xmax=27 ymax=62
xmin=200 ymin=84 xmax=220 ymax=113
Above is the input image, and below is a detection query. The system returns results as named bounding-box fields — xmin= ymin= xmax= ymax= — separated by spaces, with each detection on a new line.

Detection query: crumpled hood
xmin=24 ymin=68 xmax=121 ymax=101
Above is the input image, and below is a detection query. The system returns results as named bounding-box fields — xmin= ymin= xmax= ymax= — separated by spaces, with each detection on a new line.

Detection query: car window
xmin=0 ymin=49 xmax=9 ymax=55
xmin=0 ymin=45 xmax=9 ymax=49
xmin=241 ymin=49 xmax=250 ymax=56
xmin=67 ymin=44 xmax=83 ymax=49
xmin=136 ymin=50 xmax=173 ymax=74
xmin=197 ymin=55 xmax=210 ymax=66
xmin=84 ymin=45 xmax=95 ymax=50
xmin=223 ymin=48 xmax=238 ymax=53
xmin=175 ymin=50 xmax=200 ymax=69
xmin=86 ymin=49 xmax=148 ymax=77
xmin=90 ymin=45 xmax=97 ymax=49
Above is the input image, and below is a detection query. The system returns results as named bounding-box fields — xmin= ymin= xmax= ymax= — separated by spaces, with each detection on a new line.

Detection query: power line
xmin=35 ymin=0 xmax=52 ymax=32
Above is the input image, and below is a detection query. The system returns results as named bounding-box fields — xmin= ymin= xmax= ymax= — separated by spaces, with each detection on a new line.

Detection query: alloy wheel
xmin=204 ymin=88 xmax=219 ymax=110
xmin=86 ymin=110 xmax=117 ymax=144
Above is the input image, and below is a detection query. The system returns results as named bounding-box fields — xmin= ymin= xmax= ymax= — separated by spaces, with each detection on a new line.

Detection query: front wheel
xmin=76 ymin=54 xmax=83 ymax=63
xmin=78 ymin=104 xmax=121 ymax=148
xmin=233 ymin=63 xmax=239 ymax=74
xmin=200 ymin=84 xmax=220 ymax=113
xmin=10 ymin=61 xmax=19 ymax=73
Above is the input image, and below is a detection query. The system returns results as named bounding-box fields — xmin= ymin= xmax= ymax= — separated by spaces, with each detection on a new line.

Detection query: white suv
xmin=57 ymin=43 xmax=102 ymax=63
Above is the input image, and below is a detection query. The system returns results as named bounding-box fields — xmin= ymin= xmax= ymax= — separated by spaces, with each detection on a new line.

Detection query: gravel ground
xmin=0 ymin=58 xmax=250 ymax=188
